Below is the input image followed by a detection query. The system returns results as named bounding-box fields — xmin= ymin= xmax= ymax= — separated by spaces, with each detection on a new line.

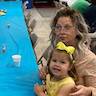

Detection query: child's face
xmin=49 ymin=50 xmax=71 ymax=80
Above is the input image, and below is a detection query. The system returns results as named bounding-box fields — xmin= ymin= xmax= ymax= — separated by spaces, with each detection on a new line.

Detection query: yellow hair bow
xmin=56 ymin=42 xmax=75 ymax=55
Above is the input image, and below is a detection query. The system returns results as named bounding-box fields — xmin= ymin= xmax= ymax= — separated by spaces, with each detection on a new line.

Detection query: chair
xmin=28 ymin=19 xmax=36 ymax=33
xmin=30 ymin=33 xmax=38 ymax=48
xmin=37 ymin=45 xmax=52 ymax=64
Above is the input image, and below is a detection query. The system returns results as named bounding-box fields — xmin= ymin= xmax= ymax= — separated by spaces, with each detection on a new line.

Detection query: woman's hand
xmin=70 ymin=85 xmax=92 ymax=96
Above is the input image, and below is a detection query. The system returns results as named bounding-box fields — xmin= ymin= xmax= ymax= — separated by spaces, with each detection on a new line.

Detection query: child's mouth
xmin=53 ymin=67 xmax=61 ymax=72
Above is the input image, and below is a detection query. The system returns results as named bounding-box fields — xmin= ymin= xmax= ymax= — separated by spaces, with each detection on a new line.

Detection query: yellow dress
xmin=46 ymin=74 xmax=75 ymax=96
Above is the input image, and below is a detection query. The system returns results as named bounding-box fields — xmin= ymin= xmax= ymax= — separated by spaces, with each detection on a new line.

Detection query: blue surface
xmin=0 ymin=1 xmax=41 ymax=96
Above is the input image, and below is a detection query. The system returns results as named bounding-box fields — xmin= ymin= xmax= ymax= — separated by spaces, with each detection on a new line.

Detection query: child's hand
xmin=34 ymin=84 xmax=46 ymax=96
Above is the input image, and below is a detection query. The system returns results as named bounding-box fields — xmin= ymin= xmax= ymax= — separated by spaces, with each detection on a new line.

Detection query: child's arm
xmin=57 ymin=84 xmax=75 ymax=96
xmin=34 ymin=84 xmax=46 ymax=96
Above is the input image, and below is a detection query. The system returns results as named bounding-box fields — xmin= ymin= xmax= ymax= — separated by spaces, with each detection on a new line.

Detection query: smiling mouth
xmin=53 ymin=67 xmax=61 ymax=72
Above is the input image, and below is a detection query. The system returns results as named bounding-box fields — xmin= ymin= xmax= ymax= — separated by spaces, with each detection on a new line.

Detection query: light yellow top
xmin=46 ymin=74 xmax=75 ymax=96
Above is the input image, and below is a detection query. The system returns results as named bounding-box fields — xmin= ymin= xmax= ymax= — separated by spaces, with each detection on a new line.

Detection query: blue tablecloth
xmin=0 ymin=1 xmax=41 ymax=96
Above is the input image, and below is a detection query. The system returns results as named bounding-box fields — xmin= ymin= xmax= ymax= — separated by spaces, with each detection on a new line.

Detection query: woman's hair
xmin=49 ymin=7 xmax=90 ymax=52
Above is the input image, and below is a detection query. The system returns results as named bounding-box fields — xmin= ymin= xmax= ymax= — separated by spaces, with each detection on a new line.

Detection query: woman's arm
xmin=71 ymin=50 xmax=96 ymax=96
xmin=84 ymin=54 xmax=96 ymax=96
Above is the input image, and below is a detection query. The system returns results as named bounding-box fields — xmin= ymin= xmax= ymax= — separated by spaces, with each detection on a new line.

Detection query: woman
xmin=39 ymin=7 xmax=96 ymax=96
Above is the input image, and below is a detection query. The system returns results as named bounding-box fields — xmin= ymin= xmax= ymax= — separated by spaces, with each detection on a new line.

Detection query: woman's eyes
xmin=55 ymin=24 xmax=74 ymax=31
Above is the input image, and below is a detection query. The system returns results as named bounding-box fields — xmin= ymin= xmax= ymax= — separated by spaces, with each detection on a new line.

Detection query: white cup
xmin=12 ymin=54 xmax=21 ymax=67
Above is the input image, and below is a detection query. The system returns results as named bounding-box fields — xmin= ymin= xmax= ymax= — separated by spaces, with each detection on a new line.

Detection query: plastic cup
xmin=12 ymin=54 xmax=21 ymax=67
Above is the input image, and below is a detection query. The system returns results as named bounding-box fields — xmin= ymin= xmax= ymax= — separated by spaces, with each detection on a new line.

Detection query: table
xmin=0 ymin=0 xmax=41 ymax=96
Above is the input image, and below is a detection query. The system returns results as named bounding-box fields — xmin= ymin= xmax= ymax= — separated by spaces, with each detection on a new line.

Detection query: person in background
xmin=83 ymin=0 xmax=96 ymax=54
xmin=35 ymin=42 xmax=76 ymax=96
xmin=70 ymin=0 xmax=90 ymax=14
xmin=39 ymin=7 xmax=96 ymax=96
xmin=83 ymin=0 xmax=96 ymax=33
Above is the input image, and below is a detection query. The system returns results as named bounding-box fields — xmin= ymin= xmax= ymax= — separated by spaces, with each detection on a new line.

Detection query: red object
xmin=34 ymin=84 xmax=46 ymax=96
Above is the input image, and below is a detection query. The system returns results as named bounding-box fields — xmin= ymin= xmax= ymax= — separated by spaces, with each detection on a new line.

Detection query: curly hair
xmin=49 ymin=7 xmax=90 ymax=52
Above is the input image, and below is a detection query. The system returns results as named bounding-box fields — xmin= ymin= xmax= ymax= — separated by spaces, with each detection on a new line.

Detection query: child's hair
xmin=47 ymin=49 xmax=73 ymax=76
xmin=47 ymin=42 xmax=78 ymax=81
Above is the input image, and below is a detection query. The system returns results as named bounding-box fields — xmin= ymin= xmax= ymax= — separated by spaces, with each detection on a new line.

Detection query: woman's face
xmin=54 ymin=16 xmax=77 ymax=46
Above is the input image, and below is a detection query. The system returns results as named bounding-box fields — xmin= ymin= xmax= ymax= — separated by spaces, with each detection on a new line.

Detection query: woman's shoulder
xmin=75 ymin=46 xmax=96 ymax=64
xmin=80 ymin=47 xmax=96 ymax=65
xmin=77 ymin=46 xmax=96 ymax=58
xmin=84 ymin=47 xmax=96 ymax=59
